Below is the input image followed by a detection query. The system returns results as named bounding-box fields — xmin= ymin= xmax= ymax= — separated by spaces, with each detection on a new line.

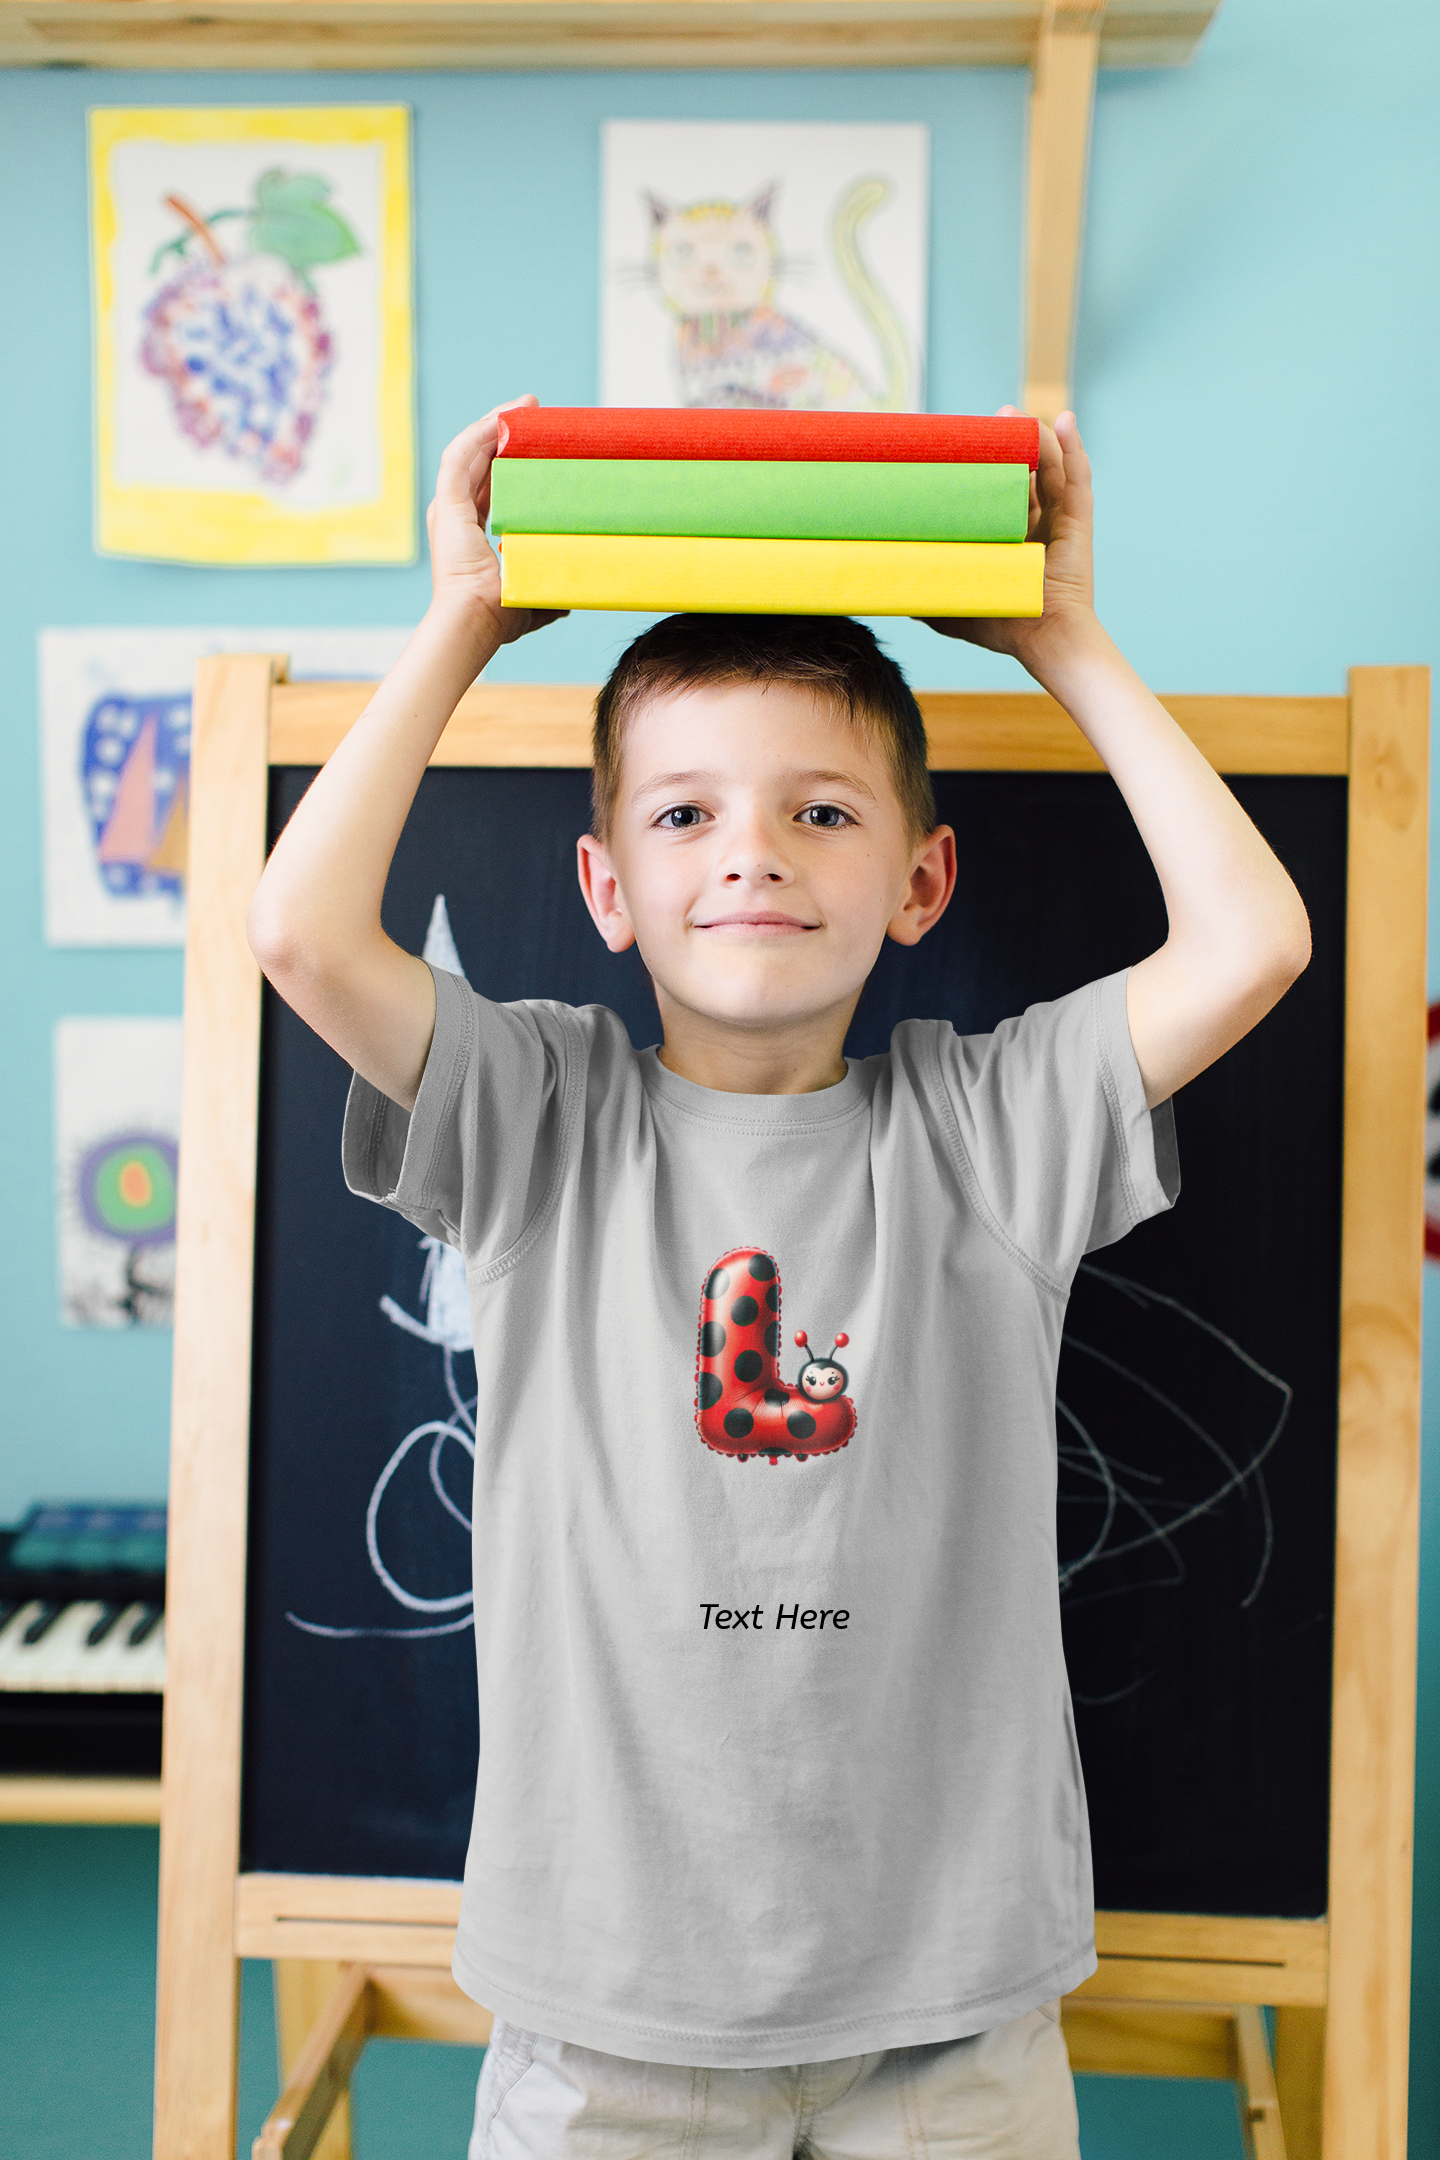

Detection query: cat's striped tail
xmin=829 ymin=175 xmax=913 ymax=412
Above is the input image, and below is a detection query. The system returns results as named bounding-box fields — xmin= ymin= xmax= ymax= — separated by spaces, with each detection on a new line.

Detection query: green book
xmin=490 ymin=458 xmax=1031 ymax=543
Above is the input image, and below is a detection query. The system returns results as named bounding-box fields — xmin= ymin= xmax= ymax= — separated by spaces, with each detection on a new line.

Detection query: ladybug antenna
xmin=794 ymin=1330 xmax=809 ymax=1348
xmin=833 ymin=1333 xmax=849 ymax=1352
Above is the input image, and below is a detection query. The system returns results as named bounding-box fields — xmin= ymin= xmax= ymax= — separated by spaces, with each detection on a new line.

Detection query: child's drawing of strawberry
xmin=140 ymin=172 xmax=360 ymax=487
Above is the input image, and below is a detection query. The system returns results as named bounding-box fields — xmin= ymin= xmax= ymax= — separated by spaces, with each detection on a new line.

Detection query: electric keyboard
xmin=0 ymin=1503 xmax=165 ymax=1776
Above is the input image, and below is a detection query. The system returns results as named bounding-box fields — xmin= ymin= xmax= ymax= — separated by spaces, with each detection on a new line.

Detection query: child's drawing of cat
xmin=640 ymin=178 xmax=913 ymax=412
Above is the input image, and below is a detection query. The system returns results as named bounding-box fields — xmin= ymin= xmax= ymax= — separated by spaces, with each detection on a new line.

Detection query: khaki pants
xmin=470 ymin=2004 xmax=1080 ymax=2159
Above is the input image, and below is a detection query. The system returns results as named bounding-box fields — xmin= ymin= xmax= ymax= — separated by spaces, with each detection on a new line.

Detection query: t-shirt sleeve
xmin=930 ymin=967 xmax=1180 ymax=1290
xmin=340 ymin=962 xmax=574 ymax=1268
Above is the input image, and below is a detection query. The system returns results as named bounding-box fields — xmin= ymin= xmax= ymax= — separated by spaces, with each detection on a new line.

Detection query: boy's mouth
xmin=696 ymin=913 xmax=818 ymax=933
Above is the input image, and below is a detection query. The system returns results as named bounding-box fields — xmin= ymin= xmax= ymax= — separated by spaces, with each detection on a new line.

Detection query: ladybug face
xmin=799 ymin=1359 xmax=847 ymax=1401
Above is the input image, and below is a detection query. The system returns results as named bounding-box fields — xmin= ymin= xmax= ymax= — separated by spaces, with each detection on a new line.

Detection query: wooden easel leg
xmin=256 ymin=1966 xmax=371 ymax=2160
xmin=1273 ymin=2007 xmax=1325 ymax=2160
xmin=273 ymin=1963 xmax=354 ymax=2160
xmin=1024 ymin=0 xmax=1103 ymax=422
xmin=1234 ymin=2005 xmax=1288 ymax=2160
xmin=154 ymin=653 xmax=279 ymax=2160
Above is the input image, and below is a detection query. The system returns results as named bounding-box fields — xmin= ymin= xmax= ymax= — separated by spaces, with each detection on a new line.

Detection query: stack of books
xmin=492 ymin=408 xmax=1044 ymax=618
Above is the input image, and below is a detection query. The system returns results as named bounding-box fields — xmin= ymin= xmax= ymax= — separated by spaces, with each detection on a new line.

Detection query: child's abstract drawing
xmin=83 ymin=692 xmax=191 ymax=914
xmin=602 ymin=122 xmax=928 ymax=412
xmin=55 ymin=1019 xmax=183 ymax=1329
xmin=90 ymin=106 xmax=414 ymax=565
xmin=1056 ymin=1264 xmax=1294 ymax=1706
xmin=286 ymin=896 xmax=477 ymax=1643
xmin=142 ymin=172 xmax=358 ymax=488
xmin=41 ymin=627 xmax=412 ymax=945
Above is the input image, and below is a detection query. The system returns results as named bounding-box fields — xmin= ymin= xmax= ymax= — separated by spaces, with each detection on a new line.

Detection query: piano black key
xmin=22 ymin=1602 xmax=62 ymax=1646
xmin=86 ymin=1603 xmax=123 ymax=1647
xmin=127 ymin=1605 xmax=163 ymax=1648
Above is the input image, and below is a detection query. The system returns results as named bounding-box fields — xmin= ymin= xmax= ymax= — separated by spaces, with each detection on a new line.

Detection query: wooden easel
xmin=154 ymin=659 xmax=1426 ymax=2160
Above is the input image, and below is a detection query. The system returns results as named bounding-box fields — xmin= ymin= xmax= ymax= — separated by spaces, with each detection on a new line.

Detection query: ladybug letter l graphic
xmin=695 ymin=1247 xmax=856 ymax=1465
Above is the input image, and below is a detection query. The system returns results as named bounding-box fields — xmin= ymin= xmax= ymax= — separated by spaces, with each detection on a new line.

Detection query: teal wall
xmin=1 ymin=0 xmax=1436 ymax=2151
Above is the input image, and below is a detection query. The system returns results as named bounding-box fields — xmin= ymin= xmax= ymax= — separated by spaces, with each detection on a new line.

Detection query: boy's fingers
xmin=993 ymin=406 xmax=1053 ymax=530
xmin=1031 ymin=420 xmax=1068 ymax=521
xmin=441 ymin=392 xmax=537 ymax=456
xmin=434 ymin=434 xmax=495 ymax=510
xmin=435 ymin=395 xmax=539 ymax=506
xmin=1034 ymin=416 xmax=1063 ymax=476
xmin=1053 ymin=410 xmax=1093 ymax=494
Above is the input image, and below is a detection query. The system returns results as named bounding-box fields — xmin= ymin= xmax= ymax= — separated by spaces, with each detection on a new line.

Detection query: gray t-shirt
xmin=342 ymin=963 xmax=1179 ymax=2069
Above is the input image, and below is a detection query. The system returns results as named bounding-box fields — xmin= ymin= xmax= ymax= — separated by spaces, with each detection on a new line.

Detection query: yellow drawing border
xmin=90 ymin=105 xmax=415 ymax=566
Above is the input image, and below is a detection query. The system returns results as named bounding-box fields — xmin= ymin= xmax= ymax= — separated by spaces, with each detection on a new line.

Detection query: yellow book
xmin=500 ymin=534 xmax=1045 ymax=618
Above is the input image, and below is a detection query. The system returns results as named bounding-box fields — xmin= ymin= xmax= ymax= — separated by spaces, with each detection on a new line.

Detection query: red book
xmin=496 ymin=407 xmax=1039 ymax=471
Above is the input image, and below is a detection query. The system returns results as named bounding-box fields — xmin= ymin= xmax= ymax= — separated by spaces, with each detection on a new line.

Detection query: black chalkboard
xmin=243 ymin=765 xmax=1345 ymax=1920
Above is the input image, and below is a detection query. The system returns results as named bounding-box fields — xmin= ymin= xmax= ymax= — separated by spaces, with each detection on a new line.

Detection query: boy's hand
xmin=427 ymin=398 xmax=567 ymax=649
xmin=921 ymin=408 xmax=1097 ymax=674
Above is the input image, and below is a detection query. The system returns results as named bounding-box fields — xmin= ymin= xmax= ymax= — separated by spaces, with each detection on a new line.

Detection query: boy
xmin=248 ymin=399 xmax=1310 ymax=2157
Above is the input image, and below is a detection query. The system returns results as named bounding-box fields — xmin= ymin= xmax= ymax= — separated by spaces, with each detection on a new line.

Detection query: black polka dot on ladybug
xmin=729 ymin=1295 xmax=759 ymax=1326
xmin=701 ymin=1321 xmax=726 ymax=1357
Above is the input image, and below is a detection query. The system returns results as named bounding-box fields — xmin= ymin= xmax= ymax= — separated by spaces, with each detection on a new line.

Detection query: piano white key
xmin=70 ymin=1602 xmax=165 ymax=1693
xmin=122 ymin=1613 xmax=166 ymax=1693
xmin=75 ymin=1602 xmax=140 ymax=1689
xmin=0 ymin=1598 xmax=166 ymax=1693
xmin=0 ymin=1601 xmax=105 ymax=1690
xmin=0 ymin=1601 xmax=47 ymax=1684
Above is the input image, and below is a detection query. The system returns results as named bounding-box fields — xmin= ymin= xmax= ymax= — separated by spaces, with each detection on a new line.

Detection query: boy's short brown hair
xmin=590 ymin=615 xmax=938 ymax=852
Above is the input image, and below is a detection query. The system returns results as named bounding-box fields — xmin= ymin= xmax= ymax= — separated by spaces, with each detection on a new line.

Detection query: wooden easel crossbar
xmin=155 ymin=663 xmax=1427 ymax=2160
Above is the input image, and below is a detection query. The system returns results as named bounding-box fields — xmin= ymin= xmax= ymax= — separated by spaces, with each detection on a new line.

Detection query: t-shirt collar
xmin=638 ymin=1043 xmax=869 ymax=1127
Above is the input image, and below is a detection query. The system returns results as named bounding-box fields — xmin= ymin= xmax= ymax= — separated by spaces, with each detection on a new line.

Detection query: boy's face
xmin=575 ymin=681 xmax=955 ymax=1047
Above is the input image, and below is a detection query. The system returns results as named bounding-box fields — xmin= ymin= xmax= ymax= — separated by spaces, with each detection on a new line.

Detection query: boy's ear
xmin=576 ymin=832 xmax=637 ymax=954
xmin=886 ymin=825 xmax=957 ymax=947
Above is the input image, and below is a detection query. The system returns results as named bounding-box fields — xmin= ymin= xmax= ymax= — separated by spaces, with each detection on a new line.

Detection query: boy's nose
xmin=716 ymin=814 xmax=795 ymax=884
xmin=715 ymin=849 xmax=791 ymax=885
xmin=722 ymin=864 xmax=789 ymax=882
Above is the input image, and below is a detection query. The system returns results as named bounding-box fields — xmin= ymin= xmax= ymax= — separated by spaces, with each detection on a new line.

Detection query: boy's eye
xmin=799 ymin=803 xmax=853 ymax=829
xmin=655 ymin=804 xmax=707 ymax=830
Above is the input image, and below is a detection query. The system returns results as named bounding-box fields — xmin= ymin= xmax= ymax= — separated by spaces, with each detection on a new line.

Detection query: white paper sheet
xmin=601 ymin=121 xmax=929 ymax=413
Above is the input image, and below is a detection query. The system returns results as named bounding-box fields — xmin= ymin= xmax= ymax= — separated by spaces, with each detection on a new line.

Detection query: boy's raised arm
xmin=925 ymin=413 xmax=1312 ymax=1108
xmin=246 ymin=401 xmax=563 ymax=1112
